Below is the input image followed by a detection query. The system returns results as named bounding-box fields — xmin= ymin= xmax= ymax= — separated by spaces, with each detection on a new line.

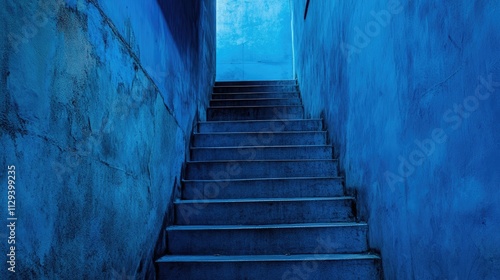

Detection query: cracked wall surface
xmin=291 ymin=0 xmax=500 ymax=279
xmin=0 ymin=0 xmax=215 ymax=278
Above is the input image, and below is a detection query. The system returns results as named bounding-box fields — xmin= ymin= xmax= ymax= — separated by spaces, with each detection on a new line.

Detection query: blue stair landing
xmin=156 ymin=80 xmax=383 ymax=279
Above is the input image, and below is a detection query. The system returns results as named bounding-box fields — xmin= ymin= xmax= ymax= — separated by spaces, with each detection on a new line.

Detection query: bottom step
xmin=157 ymin=254 xmax=382 ymax=280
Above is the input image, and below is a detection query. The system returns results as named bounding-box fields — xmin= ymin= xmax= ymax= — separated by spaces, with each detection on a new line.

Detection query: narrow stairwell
xmin=156 ymin=80 xmax=382 ymax=279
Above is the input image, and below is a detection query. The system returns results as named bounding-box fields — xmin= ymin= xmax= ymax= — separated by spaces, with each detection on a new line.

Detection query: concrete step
xmin=192 ymin=131 xmax=326 ymax=148
xmin=174 ymin=197 xmax=356 ymax=225
xmin=212 ymin=92 xmax=299 ymax=100
xmin=207 ymin=105 xmax=304 ymax=121
xmin=181 ymin=177 xmax=344 ymax=200
xmin=215 ymin=80 xmax=297 ymax=86
xmin=184 ymin=159 xmax=338 ymax=180
xmin=198 ymin=119 xmax=323 ymax=133
xmin=213 ymin=85 xmax=298 ymax=93
xmin=191 ymin=145 xmax=333 ymax=161
xmin=210 ymin=98 xmax=301 ymax=107
xmin=157 ymin=254 xmax=382 ymax=280
xmin=167 ymin=223 xmax=368 ymax=255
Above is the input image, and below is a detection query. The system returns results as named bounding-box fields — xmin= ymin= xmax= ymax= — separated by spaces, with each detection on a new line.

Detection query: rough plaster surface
xmin=0 ymin=0 xmax=215 ymax=278
xmin=216 ymin=0 xmax=293 ymax=81
xmin=292 ymin=0 xmax=500 ymax=279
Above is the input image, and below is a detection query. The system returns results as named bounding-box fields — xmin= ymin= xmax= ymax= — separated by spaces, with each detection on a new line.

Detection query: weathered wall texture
xmin=0 ymin=0 xmax=215 ymax=278
xmin=216 ymin=0 xmax=293 ymax=81
xmin=292 ymin=0 xmax=500 ymax=279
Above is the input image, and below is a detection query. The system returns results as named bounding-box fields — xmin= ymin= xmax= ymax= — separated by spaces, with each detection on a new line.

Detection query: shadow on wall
xmin=156 ymin=0 xmax=200 ymax=57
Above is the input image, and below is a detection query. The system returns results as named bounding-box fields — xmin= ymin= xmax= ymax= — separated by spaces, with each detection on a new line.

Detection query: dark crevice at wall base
xmin=151 ymin=178 xmax=179 ymax=278
xmin=156 ymin=108 xmax=203 ymax=265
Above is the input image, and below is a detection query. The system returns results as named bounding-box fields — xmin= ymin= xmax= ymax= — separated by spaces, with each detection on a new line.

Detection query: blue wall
xmin=0 ymin=0 xmax=215 ymax=278
xmin=216 ymin=0 xmax=293 ymax=81
xmin=291 ymin=0 xmax=500 ymax=279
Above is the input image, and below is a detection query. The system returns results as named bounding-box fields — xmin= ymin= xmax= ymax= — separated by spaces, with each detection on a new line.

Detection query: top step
xmin=213 ymin=85 xmax=298 ymax=93
xmin=215 ymin=80 xmax=297 ymax=86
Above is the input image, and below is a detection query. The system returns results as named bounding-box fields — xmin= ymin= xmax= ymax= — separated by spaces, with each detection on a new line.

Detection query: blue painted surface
xmin=216 ymin=0 xmax=294 ymax=81
xmin=0 ymin=0 xmax=215 ymax=278
xmin=291 ymin=0 xmax=500 ymax=278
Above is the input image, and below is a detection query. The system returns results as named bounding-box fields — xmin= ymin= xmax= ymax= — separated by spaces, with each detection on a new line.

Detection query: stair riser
xmin=175 ymin=199 xmax=355 ymax=225
xmin=191 ymin=146 xmax=332 ymax=161
xmin=185 ymin=161 xmax=338 ymax=180
xmin=213 ymin=85 xmax=298 ymax=93
xmin=210 ymin=98 xmax=301 ymax=107
xmin=182 ymin=178 xmax=344 ymax=199
xmin=158 ymin=259 xmax=382 ymax=280
xmin=215 ymin=80 xmax=297 ymax=86
xmin=198 ymin=120 xmax=322 ymax=133
xmin=207 ymin=106 xmax=304 ymax=121
xmin=193 ymin=133 xmax=326 ymax=147
xmin=212 ymin=92 xmax=299 ymax=100
xmin=167 ymin=225 xmax=368 ymax=255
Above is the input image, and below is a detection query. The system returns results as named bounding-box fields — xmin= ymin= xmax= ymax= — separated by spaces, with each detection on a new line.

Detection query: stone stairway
xmin=156 ymin=80 xmax=382 ymax=279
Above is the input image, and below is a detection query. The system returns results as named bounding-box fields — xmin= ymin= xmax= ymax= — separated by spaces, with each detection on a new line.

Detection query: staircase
xmin=156 ymin=80 xmax=382 ymax=279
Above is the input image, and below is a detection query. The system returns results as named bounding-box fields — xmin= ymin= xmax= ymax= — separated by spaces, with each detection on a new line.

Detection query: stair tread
xmin=209 ymin=105 xmax=302 ymax=108
xmin=197 ymin=119 xmax=323 ymax=133
xmin=175 ymin=196 xmax=355 ymax=204
xmin=199 ymin=118 xmax=321 ymax=124
xmin=215 ymin=80 xmax=296 ymax=83
xmin=214 ymin=85 xmax=296 ymax=88
xmin=182 ymin=176 xmax=343 ymax=182
xmin=187 ymin=158 xmax=338 ymax=163
xmin=191 ymin=144 xmax=331 ymax=149
xmin=194 ymin=131 xmax=324 ymax=135
xmin=211 ymin=97 xmax=300 ymax=101
xmin=190 ymin=144 xmax=331 ymax=150
xmin=157 ymin=253 xmax=380 ymax=263
xmin=167 ymin=222 xmax=368 ymax=231
xmin=212 ymin=93 xmax=299 ymax=96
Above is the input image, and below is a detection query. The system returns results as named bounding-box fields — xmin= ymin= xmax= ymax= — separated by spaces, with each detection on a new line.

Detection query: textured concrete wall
xmin=292 ymin=0 xmax=500 ymax=279
xmin=216 ymin=0 xmax=293 ymax=81
xmin=0 ymin=0 xmax=215 ymax=278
